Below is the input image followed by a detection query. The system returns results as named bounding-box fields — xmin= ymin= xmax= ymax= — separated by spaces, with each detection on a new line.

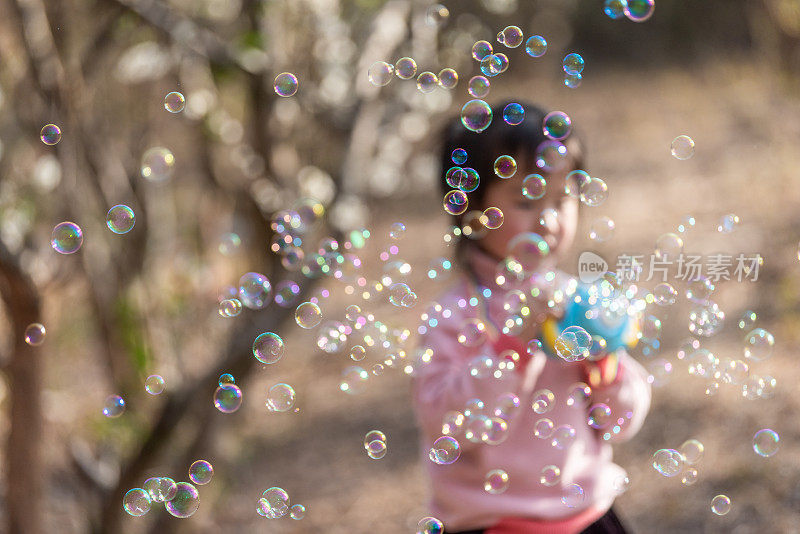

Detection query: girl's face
xmin=477 ymin=157 xmax=579 ymax=268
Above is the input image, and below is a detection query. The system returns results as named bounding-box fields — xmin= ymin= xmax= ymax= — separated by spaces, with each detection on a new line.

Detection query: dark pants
xmin=450 ymin=507 xmax=629 ymax=534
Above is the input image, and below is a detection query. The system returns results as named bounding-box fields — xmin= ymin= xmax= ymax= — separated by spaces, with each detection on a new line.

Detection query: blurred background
xmin=1 ymin=0 xmax=800 ymax=532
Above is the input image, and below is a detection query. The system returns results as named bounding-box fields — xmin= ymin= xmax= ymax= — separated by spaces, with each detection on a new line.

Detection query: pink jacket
xmin=412 ymin=251 xmax=652 ymax=532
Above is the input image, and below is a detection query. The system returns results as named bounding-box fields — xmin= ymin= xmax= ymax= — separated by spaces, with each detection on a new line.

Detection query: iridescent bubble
xmin=580 ymin=177 xmax=608 ymax=207
xmin=164 ymin=482 xmax=199 ymax=518
xmin=274 ymin=72 xmax=298 ymax=97
xmin=40 ymin=123 xmax=62 ymax=145
xmin=655 ymin=232 xmax=683 ymax=261
xmin=163 ymin=91 xmax=185 ymax=113
xmin=145 ymin=374 xmax=165 ymax=395
xmin=273 ymin=281 xmax=300 ymax=308
xmin=366 ymin=438 xmax=387 ymax=459
xmin=737 ymin=310 xmax=757 ymax=330
xmin=532 ymin=389 xmax=555 ymax=414
xmin=339 ymin=366 xmax=368 ymax=394
xmin=521 ymin=174 xmax=546 ymax=200
xmin=368 ymin=61 xmax=394 ymax=87
xmin=472 ymin=40 xmax=493 ymax=61
xmin=525 ymin=35 xmax=547 ymax=58
xmin=238 ymin=272 xmax=272 ymax=310
xmin=671 ymin=135 xmax=695 ymax=160
xmin=502 ymin=103 xmax=525 ymax=126
xmin=51 ymin=222 xmax=83 ymax=254
xmin=259 ymin=487 xmax=290 ymax=518
xmin=753 ymin=429 xmax=779 ymax=457
xmin=533 ymin=417 xmax=554 ymax=438
xmin=218 ymin=298 xmax=242 ymax=318
xmin=417 ymin=516 xmax=444 ymax=534
xmin=429 ymin=436 xmax=461 ymax=464
xmin=535 ymin=140 xmax=568 ymax=172
xmin=451 ymin=148 xmax=468 ymax=165
xmin=551 ymin=425 xmax=576 ymax=450
xmin=507 ymin=232 xmax=549 ymax=271
xmin=717 ymin=214 xmax=740 ymax=234
xmin=349 ymin=345 xmax=366 ymax=362
xmin=493 ymin=155 xmax=517 ymax=179
xmin=589 ymin=216 xmax=615 ymax=242
xmin=555 ymin=326 xmax=592 ymax=362
xmin=123 ymin=488 xmax=151 ymax=516
xmin=540 ymin=465 xmax=561 ymax=486
xmin=652 ymin=448 xmax=683 ymax=477
xmin=218 ymin=373 xmax=235 ymax=386
xmin=103 ymin=395 xmax=125 ymax=418
xmin=688 ymin=349 xmax=719 ymax=378
xmin=566 ymin=383 xmax=592 ymax=407
xmin=562 ymin=53 xmax=585 ymax=75
xmin=743 ymin=328 xmax=774 ymax=361
xmin=438 ymin=68 xmax=458 ymax=89
xmin=317 ymin=320 xmax=349 ymax=352
xmin=443 ymin=189 xmax=469 ymax=215
xmin=266 ymin=383 xmax=296 ymax=412
xmin=425 ymin=3 xmax=449 ymax=26
xmin=395 ymin=57 xmax=417 ymax=79
xmin=542 ymin=111 xmax=572 ymax=140
xmin=467 ymin=76 xmax=490 ymax=98
xmin=686 ymin=276 xmax=715 ymax=304
xmin=140 ymin=147 xmax=175 ymax=182
xmin=527 ymin=338 xmax=543 ymax=355
xmin=653 ymin=282 xmax=678 ymax=306
xmin=561 ymin=483 xmax=585 ymax=508
xmin=417 ymin=72 xmax=439 ymax=93
xmin=565 ymin=170 xmax=591 ymax=197
xmin=483 ymin=207 xmax=504 ymax=229
xmin=24 ymin=323 xmax=46 ymax=346
xmin=364 ymin=430 xmax=387 ymax=449
xmin=295 ymin=302 xmax=322 ymax=329
xmin=625 ymin=0 xmax=655 ymax=22
xmin=501 ymin=26 xmax=524 ymax=48
xmin=587 ymin=403 xmax=612 ymax=429
xmin=213 ymin=384 xmax=242 ymax=413
xmin=189 ymin=460 xmax=214 ymax=485
xmin=681 ymin=468 xmax=698 ymax=486
xmin=461 ymin=99 xmax=493 ymax=133
xmin=711 ymin=495 xmax=731 ymax=516
xmin=457 ymin=318 xmax=487 ymax=347
xmin=564 ymin=73 xmax=583 ymax=89
xmin=389 ymin=222 xmax=406 ymax=240
xmin=604 ymin=0 xmax=628 ymax=19
xmin=483 ymin=469 xmax=509 ymax=494
xmin=613 ymin=473 xmax=631 ymax=495
xmin=290 ymin=504 xmax=306 ymax=520
xmin=105 ymin=204 xmax=135 ymax=235
xmin=458 ymin=168 xmax=480 ymax=192
xmin=344 ymin=304 xmax=362 ymax=322
xmin=678 ymin=440 xmax=704 ymax=465
xmin=480 ymin=55 xmax=503 ymax=77
xmin=144 ymin=477 xmax=177 ymax=503
xmin=677 ymin=215 xmax=696 ymax=233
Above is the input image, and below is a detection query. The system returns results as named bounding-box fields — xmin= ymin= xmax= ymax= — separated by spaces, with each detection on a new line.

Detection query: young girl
xmin=413 ymin=101 xmax=652 ymax=534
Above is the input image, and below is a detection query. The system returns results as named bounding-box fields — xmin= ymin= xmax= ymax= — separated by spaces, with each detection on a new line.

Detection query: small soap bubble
xmin=368 ymin=61 xmax=394 ymax=87
xmin=711 ymin=495 xmax=731 ymax=516
xmin=416 ymin=72 xmax=439 ymax=93
xmin=625 ymin=0 xmax=655 ymax=22
xmin=366 ymin=439 xmax=387 ymax=459
xmin=653 ymin=283 xmax=678 ymax=306
xmin=467 ymin=76 xmax=490 ymax=98
xmin=753 ymin=429 xmax=779 ymax=457
xmin=535 ymin=140 xmax=568 ymax=172
xmin=500 ymin=26 xmax=524 ymax=48
xmin=507 ymin=232 xmax=549 ymax=272
xmin=339 ymin=366 xmax=368 ymax=394
xmin=540 ymin=465 xmax=561 ymax=486
xmin=417 ymin=516 xmax=444 ymax=534
xmin=472 ymin=40 xmax=493 ymax=61
xmin=502 ymin=103 xmax=525 ymax=125
xmin=562 ymin=53 xmax=585 ymax=75
xmin=425 ymin=3 xmax=449 ymax=26
xmin=140 ymin=147 xmax=175 ymax=182
xmin=566 ymin=383 xmax=592 ymax=407
xmin=737 ymin=310 xmax=757 ymax=330
xmin=123 ymin=488 xmax=151 ymax=516
xmin=189 ymin=460 xmax=214 ymax=485
xmin=655 ymin=232 xmax=683 ymax=261
xmin=480 ymin=55 xmax=503 ymax=77
xmin=103 ymin=395 xmax=125 ymax=418
xmin=266 ymin=383 xmax=296 ymax=412
xmin=429 ymin=436 xmax=461 ymax=464
xmin=525 ymin=35 xmax=547 ymax=58
xmin=218 ymin=373 xmax=235 ymax=386
xmin=613 ymin=473 xmax=631 ymax=494
xmin=165 ymin=482 xmax=200 ymax=518
xmin=163 ymin=91 xmax=185 ymax=113
xmin=106 ymin=205 xmax=135 ymax=234
xmin=580 ymin=177 xmax=608 ymax=207
xmin=493 ymin=155 xmax=517 ymax=179
xmin=542 ymin=111 xmax=572 ymax=140
xmin=144 ymin=477 xmax=177 ymax=503
xmin=483 ymin=207 xmax=504 ymax=229
xmin=555 ymin=326 xmax=591 ymax=362
xmin=652 ymin=448 xmax=683 ymax=477
xmin=438 ymin=68 xmax=458 ymax=89
xmin=214 ymin=384 xmax=242 ymax=413
xmin=40 ymin=123 xmax=62 ymax=145
xmin=717 ymin=214 xmax=740 ymax=234
xmin=24 ymin=323 xmax=46 ymax=346
xmin=671 ymin=135 xmax=695 ymax=160
xmin=587 ymin=403 xmax=612 ymax=429
xmin=349 ymin=345 xmax=366 ymax=361
xmin=259 ymin=487 xmax=290 ymax=518
xmin=273 ymin=281 xmax=300 ymax=308
xmin=443 ymin=189 xmax=469 ymax=215
xmin=451 ymin=148 xmax=468 ymax=165
xmin=274 ymin=72 xmax=298 ymax=97
xmin=681 ymin=467 xmax=698 ymax=486
xmin=483 ymin=469 xmax=509 ymax=494
xmin=743 ymin=328 xmax=774 ymax=361
xmin=521 ymin=174 xmax=546 ymax=200
xmin=460 ymin=100 xmax=493 ymax=132
xmin=239 ymin=272 xmax=272 ymax=309
xmin=289 ymin=504 xmax=306 ymax=520
xmin=389 ymin=222 xmax=406 ymax=240
xmin=561 ymin=483 xmax=585 ymax=508
xmin=145 ymin=374 xmax=165 ymax=395
xmin=564 ymin=73 xmax=583 ymax=89
xmin=395 ymin=57 xmax=417 ymax=79
xmin=532 ymin=389 xmax=555 ymax=414
xmin=551 ymin=425 xmax=577 ymax=450
xmin=604 ymin=0 xmax=628 ymax=19
xmin=51 ymin=222 xmax=83 ymax=254
xmin=589 ymin=216 xmax=615 ymax=242
xmin=295 ymin=302 xmax=322 ymax=329
xmin=533 ymin=417 xmax=554 ymax=439
xmin=218 ymin=298 xmax=242 ymax=317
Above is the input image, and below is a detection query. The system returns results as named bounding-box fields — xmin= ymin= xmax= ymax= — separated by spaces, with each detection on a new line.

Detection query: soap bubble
xmin=429 ymin=436 xmax=461 ymax=464
xmin=688 ymin=302 xmax=725 ymax=337
xmin=653 ymin=283 xmax=678 ymax=306
xmin=274 ymin=281 xmax=300 ymax=308
xmin=145 ymin=374 xmax=165 ymax=395
xmin=349 ymin=345 xmax=366 ymax=361
xmin=480 ymin=55 xmax=503 ymax=77
xmin=543 ymin=111 xmax=572 ymax=140
xmin=753 ymin=429 xmax=779 ymax=457
xmin=604 ymin=0 xmax=628 ymax=19
xmin=564 ymin=73 xmax=583 ymax=89
xmin=483 ymin=469 xmax=509 ymax=494
xmin=525 ymin=35 xmax=547 ymax=57
xmin=522 ymin=174 xmax=546 ymax=200
xmin=507 ymin=232 xmax=549 ymax=271
xmin=395 ymin=57 xmax=417 ymax=79
xmin=274 ymin=73 xmax=298 ymax=97
xmin=625 ymin=0 xmax=655 ymax=22
xmin=106 ymin=205 xmax=135 ymax=234
xmin=164 ymin=482 xmax=199 ymax=518
xmin=218 ymin=373 xmax=235 ymax=387
xmin=589 ymin=216 xmax=615 ymax=242
xmin=681 ymin=468 xmax=698 ymax=486
xmin=364 ymin=430 xmax=386 ymax=449
xmin=218 ymin=298 xmax=242 ymax=318
xmin=266 ymin=383 xmax=296 ymax=413
xmin=443 ymin=189 xmax=469 ymax=215
xmin=51 ymin=222 xmax=83 ymax=254
xmin=417 ymin=517 xmax=444 ymax=534
xmin=467 ymin=76 xmax=490 ymax=98
xmin=555 ymin=326 xmax=591 ymax=362
xmin=493 ymin=155 xmax=517 ymax=179
xmin=534 ymin=418 xmax=554 ymax=439
xmin=652 ymin=448 xmax=683 ymax=477
xmin=671 ymin=135 xmax=695 ymax=160
xmin=461 ymin=99 xmax=493 ymax=133
xmin=103 ymin=395 xmax=125 ymax=418
xmin=587 ymin=403 xmax=612 ymax=429
xmin=438 ymin=68 xmax=458 ymax=89
xmin=483 ymin=207 xmax=504 ymax=229
xmin=144 ymin=477 xmax=177 ymax=503
xmin=213 ymin=384 xmax=242 ymax=413
xmin=562 ymin=53 xmax=585 ymax=75
xmin=140 ymin=147 xmax=175 ymax=182
xmin=389 ymin=222 xmax=406 ymax=240
xmin=532 ymin=389 xmax=555 ymax=414
xmin=340 ymin=366 xmax=368 ymax=394
xmin=710 ymin=495 xmax=731 ymax=516
xmin=289 ymin=504 xmax=305 ymax=520
xmin=737 ymin=310 xmax=757 ymax=330
xmin=189 ymin=460 xmax=214 ymax=485
xmin=540 ymin=465 xmax=561 ymax=486
xmin=535 ymin=140 xmax=568 ymax=172
xmin=40 ymin=123 xmax=62 ymax=145
xmin=259 ymin=487 xmax=290 ymax=518
xmin=425 ymin=3 xmax=449 ymax=26
xmin=717 ymin=213 xmax=740 ymax=234
xmin=417 ymin=71 xmax=439 ymax=93
xmin=561 ymin=483 xmax=585 ymax=508
xmin=123 ymin=488 xmax=151 ymax=516
xmin=368 ymin=61 xmax=394 ymax=86
xmin=163 ymin=91 xmax=185 ymax=113
xmin=580 ymin=177 xmax=608 ymax=207
xmin=501 ymin=26 xmax=524 ymax=48
xmin=743 ymin=328 xmax=774 ymax=361
xmin=451 ymin=148 xmax=468 ymax=165
xmin=551 ymin=425 xmax=576 ymax=450
xmin=655 ymin=232 xmax=683 ymax=261
xmin=472 ymin=40 xmax=493 ymax=61
xmin=503 ymin=103 xmax=525 ymax=125
xmin=24 ymin=323 xmax=46 ymax=346
xmin=295 ymin=302 xmax=322 ymax=329
xmin=238 ymin=272 xmax=272 ymax=309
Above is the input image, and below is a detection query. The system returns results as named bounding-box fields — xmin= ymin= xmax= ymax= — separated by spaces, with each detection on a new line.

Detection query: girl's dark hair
xmin=438 ymin=100 xmax=585 ymax=226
